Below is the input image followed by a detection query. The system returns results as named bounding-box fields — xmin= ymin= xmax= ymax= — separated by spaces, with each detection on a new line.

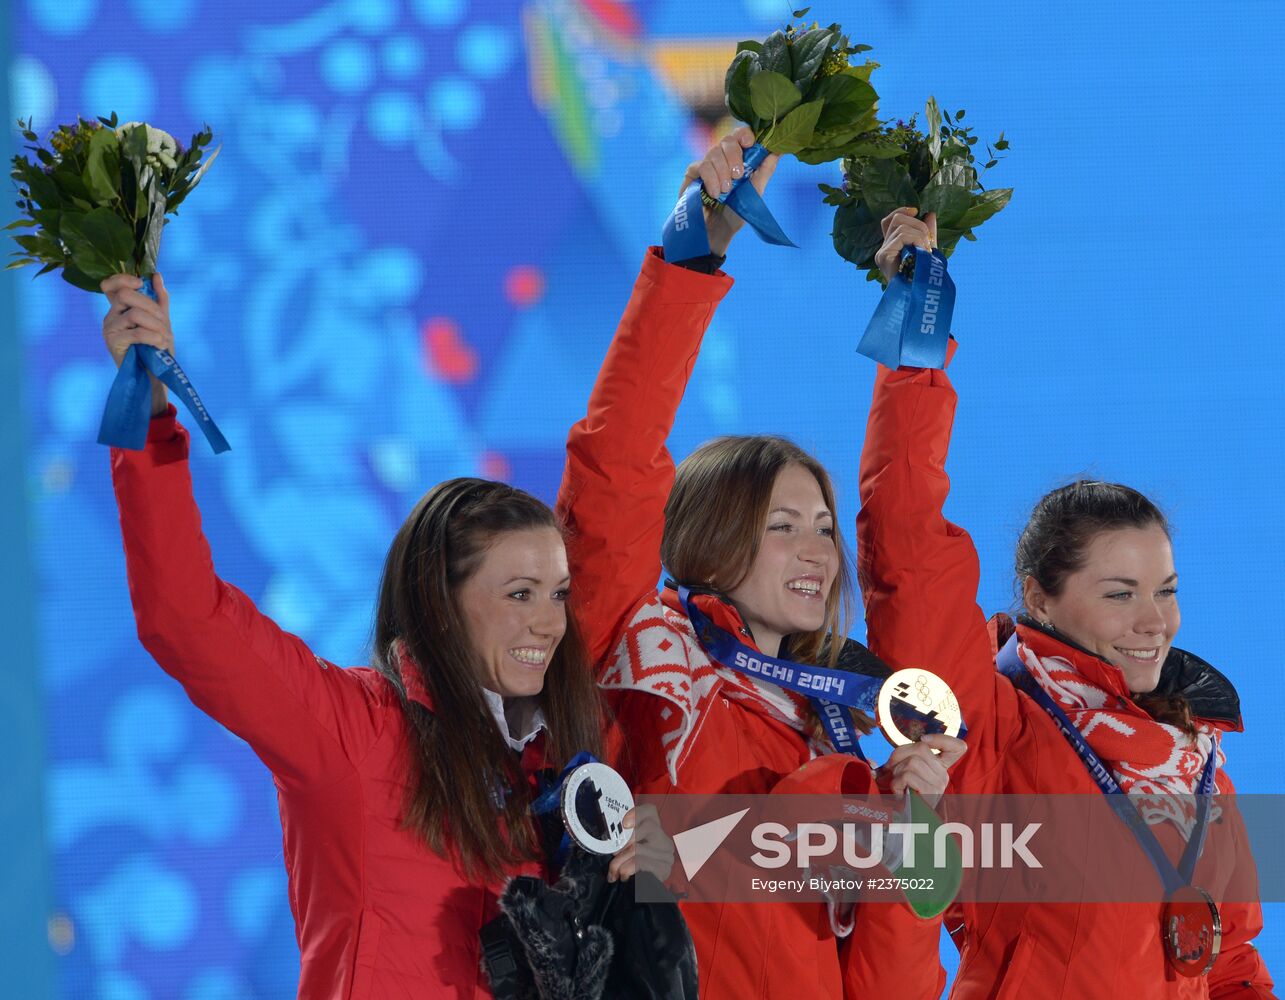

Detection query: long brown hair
xmin=373 ymin=478 xmax=604 ymax=881
xmin=1016 ymin=480 xmax=1195 ymax=735
xmin=663 ymin=435 xmax=873 ymax=733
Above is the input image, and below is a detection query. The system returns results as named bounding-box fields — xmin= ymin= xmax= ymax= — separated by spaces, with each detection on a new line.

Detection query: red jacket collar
xmin=394 ymin=640 xmax=436 ymax=711
xmin=1015 ymin=620 xmax=1136 ymax=703
xmin=660 ymin=585 xmax=760 ymax=651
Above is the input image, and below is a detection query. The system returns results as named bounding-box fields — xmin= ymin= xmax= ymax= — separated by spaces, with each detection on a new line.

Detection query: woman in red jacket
xmin=855 ymin=208 xmax=1275 ymax=998
xmin=98 ymin=273 xmax=673 ymax=999
xmin=556 ymin=129 xmax=966 ymax=1000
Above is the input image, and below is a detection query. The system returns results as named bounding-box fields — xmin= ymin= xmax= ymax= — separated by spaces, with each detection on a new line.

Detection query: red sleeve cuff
xmin=110 ymin=404 xmax=189 ymax=470
xmin=147 ymin=403 xmax=180 ymax=442
xmin=642 ymin=246 xmax=734 ymax=303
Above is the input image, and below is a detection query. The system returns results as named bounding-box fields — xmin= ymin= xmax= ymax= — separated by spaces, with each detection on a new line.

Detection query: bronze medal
xmin=1161 ymin=884 xmax=1221 ymax=977
xmin=876 ymin=668 xmax=962 ymax=750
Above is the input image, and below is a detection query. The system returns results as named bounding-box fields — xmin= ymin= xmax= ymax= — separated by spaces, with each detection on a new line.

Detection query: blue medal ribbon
xmin=996 ymin=633 xmax=1216 ymax=893
xmin=661 ymin=144 xmax=796 ymax=263
xmin=857 ymin=246 xmax=955 ymax=370
xmin=98 ymin=277 xmax=230 ymax=454
xmin=530 ymin=750 xmax=599 ymax=868
xmin=677 ymin=586 xmax=965 ymax=761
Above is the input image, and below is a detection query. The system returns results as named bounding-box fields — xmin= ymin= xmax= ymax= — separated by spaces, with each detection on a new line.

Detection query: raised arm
xmin=853 ymin=211 xmax=1007 ymax=781
xmin=104 ymin=275 xmax=384 ymax=786
xmin=556 ymin=130 xmax=775 ymax=667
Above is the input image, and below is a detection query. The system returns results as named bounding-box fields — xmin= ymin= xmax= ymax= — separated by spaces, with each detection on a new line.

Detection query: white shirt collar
xmin=481 ymin=687 xmax=547 ymax=753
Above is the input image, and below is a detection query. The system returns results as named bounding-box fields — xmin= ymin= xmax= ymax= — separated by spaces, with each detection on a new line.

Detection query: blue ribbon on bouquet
xmin=676 ymin=586 xmax=965 ymax=762
xmin=857 ymin=246 xmax=955 ymax=370
xmin=996 ymin=633 xmax=1216 ymax=894
xmin=661 ymin=143 xmax=796 ymax=263
xmin=97 ymin=277 xmax=230 ymax=454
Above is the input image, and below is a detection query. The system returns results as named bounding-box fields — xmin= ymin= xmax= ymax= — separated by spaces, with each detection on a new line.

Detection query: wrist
xmin=149 ymin=378 xmax=168 ymax=418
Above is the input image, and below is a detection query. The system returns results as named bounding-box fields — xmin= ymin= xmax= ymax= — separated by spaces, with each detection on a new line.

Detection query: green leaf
xmin=832 ymin=198 xmax=884 ymax=269
xmin=169 ymin=144 xmax=220 ymax=213
xmin=725 ymin=49 xmax=760 ymax=125
xmin=842 ymin=140 xmax=904 ymax=160
xmin=78 ymin=206 xmax=135 ymax=264
xmin=919 ymin=181 xmax=972 ymax=229
xmin=792 ymin=6 xmax=811 ymax=16
xmin=848 ymin=59 xmax=879 ymax=82
xmin=763 ymin=99 xmax=823 ymax=155
xmin=789 ymin=28 xmax=832 ymax=91
xmin=84 ymin=126 xmax=121 ymax=205
xmin=858 ymin=158 xmax=919 ymax=218
xmin=812 ymin=72 xmax=877 ymax=130
xmin=61 ymin=261 xmax=104 ymax=292
xmin=750 ymin=71 xmax=803 ymax=122
xmin=25 ymin=169 xmax=60 ymax=210
xmin=817 ymin=181 xmax=849 ymax=206
xmin=761 ymin=30 xmax=790 ymax=75
xmin=957 ymin=187 xmax=1013 ymax=230
xmin=736 ymin=39 xmax=764 ymax=54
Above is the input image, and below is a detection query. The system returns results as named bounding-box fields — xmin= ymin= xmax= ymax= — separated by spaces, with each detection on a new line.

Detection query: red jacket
xmin=856 ymin=357 xmax=1275 ymax=999
xmin=556 ymin=248 xmax=944 ymax=999
xmin=111 ymin=410 xmax=551 ymax=1000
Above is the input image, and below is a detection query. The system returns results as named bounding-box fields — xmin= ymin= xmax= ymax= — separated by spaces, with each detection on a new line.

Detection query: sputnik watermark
xmin=749 ymin=820 xmax=1041 ymax=870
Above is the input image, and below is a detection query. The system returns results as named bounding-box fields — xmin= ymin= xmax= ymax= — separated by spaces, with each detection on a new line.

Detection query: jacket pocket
xmin=349 ymin=909 xmax=383 ymax=1000
xmin=992 ymin=929 xmax=1037 ymax=1000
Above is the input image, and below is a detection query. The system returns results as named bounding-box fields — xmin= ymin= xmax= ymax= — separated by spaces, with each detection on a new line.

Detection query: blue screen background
xmin=6 ymin=0 xmax=1284 ymax=995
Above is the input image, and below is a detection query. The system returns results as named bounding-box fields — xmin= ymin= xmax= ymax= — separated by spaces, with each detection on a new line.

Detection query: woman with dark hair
xmin=98 ymin=272 xmax=674 ymax=998
xmin=855 ymin=210 xmax=1275 ymax=997
xmin=556 ymin=129 xmax=966 ymax=999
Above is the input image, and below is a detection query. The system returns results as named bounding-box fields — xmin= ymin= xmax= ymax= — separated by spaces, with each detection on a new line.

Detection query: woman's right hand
xmin=874 ymin=207 xmax=938 ymax=283
xmin=678 ymin=125 xmax=780 ymax=257
xmin=101 ymin=272 xmax=174 ymax=416
xmin=876 ymin=733 xmax=966 ymax=807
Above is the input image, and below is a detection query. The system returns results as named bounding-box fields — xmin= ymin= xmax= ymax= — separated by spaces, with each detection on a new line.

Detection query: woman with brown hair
xmin=556 ymin=128 xmax=966 ymax=999
xmin=854 ymin=207 xmax=1275 ymax=997
xmin=98 ymin=272 xmax=676 ymax=999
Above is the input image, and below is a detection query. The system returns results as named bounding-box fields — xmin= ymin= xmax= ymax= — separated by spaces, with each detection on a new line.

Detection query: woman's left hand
xmin=607 ymin=803 xmax=675 ymax=883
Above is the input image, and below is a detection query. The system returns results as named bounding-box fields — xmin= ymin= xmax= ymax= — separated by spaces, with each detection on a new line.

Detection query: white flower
xmin=116 ymin=121 xmax=179 ymax=170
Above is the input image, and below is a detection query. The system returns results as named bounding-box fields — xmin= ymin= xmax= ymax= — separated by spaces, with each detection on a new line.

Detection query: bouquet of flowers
xmin=8 ymin=113 xmax=218 ymax=290
xmin=8 ymin=113 xmax=227 ymax=452
xmin=662 ymin=6 xmax=883 ymax=261
xmin=724 ymin=7 xmax=879 ymax=163
xmin=823 ymin=98 xmax=1012 ymax=284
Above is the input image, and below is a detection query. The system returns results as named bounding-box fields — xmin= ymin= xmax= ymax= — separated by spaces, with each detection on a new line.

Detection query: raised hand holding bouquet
xmin=824 ymin=98 xmax=1013 ymax=369
xmin=662 ymin=6 xmax=878 ymax=263
xmin=8 ymin=114 xmax=227 ymax=451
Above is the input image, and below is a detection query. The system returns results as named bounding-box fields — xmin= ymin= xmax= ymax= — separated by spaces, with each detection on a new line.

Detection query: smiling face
xmin=1023 ymin=525 xmax=1180 ymax=693
xmin=725 ymin=463 xmax=840 ymax=657
xmin=455 ymin=526 xmax=570 ymax=698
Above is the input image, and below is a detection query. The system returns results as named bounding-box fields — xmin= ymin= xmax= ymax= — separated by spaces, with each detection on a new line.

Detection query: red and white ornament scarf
xmin=1016 ymin=637 xmax=1224 ymax=835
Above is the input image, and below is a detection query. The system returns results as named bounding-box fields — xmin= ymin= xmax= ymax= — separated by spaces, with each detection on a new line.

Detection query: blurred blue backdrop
xmin=6 ymin=0 xmax=1284 ymax=996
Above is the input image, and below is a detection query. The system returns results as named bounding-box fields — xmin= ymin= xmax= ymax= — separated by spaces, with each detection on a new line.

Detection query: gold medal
xmin=876 ymin=668 xmax=962 ymax=750
xmin=1161 ymin=884 xmax=1221 ymax=977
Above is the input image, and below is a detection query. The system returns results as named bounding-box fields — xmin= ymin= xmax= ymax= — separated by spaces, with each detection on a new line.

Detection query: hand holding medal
xmin=534 ymin=754 xmax=675 ymax=883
